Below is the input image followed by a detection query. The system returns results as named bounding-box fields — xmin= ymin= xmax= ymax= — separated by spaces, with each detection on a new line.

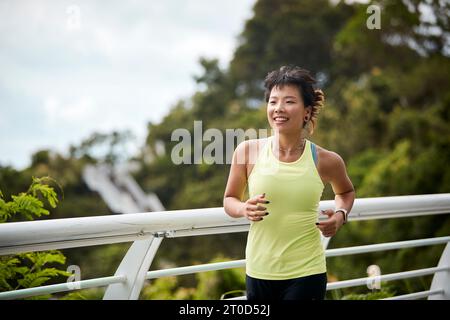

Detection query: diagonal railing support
xmin=429 ymin=242 xmax=450 ymax=300
xmin=103 ymin=235 xmax=163 ymax=300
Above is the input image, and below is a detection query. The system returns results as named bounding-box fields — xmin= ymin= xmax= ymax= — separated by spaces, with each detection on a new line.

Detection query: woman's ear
xmin=304 ymin=107 xmax=312 ymax=120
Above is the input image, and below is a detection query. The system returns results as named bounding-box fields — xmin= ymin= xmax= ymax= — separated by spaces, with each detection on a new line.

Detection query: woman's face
xmin=267 ymin=84 xmax=310 ymax=134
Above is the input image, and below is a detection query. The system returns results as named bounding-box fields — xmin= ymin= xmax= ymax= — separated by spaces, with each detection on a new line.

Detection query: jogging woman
xmin=223 ymin=66 xmax=355 ymax=300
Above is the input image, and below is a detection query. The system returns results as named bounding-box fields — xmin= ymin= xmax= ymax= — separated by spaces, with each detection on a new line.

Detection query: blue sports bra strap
xmin=310 ymin=142 xmax=318 ymax=167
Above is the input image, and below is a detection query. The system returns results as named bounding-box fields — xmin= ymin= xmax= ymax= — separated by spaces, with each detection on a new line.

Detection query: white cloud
xmin=0 ymin=0 xmax=256 ymax=169
xmin=44 ymin=95 xmax=95 ymax=124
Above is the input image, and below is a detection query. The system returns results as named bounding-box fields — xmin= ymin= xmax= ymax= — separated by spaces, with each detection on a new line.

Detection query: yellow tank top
xmin=246 ymin=136 xmax=326 ymax=280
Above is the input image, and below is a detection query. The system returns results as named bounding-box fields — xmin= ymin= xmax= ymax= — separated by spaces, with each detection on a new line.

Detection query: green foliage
xmin=68 ymin=243 xmax=130 ymax=280
xmin=140 ymin=256 xmax=246 ymax=300
xmin=193 ymin=256 xmax=246 ymax=300
xmin=230 ymin=0 xmax=354 ymax=99
xmin=0 ymin=177 xmax=70 ymax=298
xmin=60 ymin=288 xmax=105 ymax=300
xmin=0 ymin=251 xmax=69 ymax=291
xmin=0 ymin=176 xmax=60 ymax=222
xmin=341 ymin=287 xmax=396 ymax=300
xmin=140 ymin=277 xmax=196 ymax=300
xmin=70 ymin=130 xmax=135 ymax=166
xmin=358 ymin=140 xmax=412 ymax=197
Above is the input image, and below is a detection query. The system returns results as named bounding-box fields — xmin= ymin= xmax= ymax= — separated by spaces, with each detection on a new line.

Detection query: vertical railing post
xmin=103 ymin=235 xmax=163 ymax=300
xmin=429 ymin=242 xmax=450 ymax=300
xmin=321 ymin=235 xmax=331 ymax=250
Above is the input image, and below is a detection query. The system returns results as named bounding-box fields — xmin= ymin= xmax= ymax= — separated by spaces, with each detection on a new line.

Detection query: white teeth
xmin=274 ymin=117 xmax=288 ymax=121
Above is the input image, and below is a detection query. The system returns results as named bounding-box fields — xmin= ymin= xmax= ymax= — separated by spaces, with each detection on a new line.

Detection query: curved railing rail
xmin=0 ymin=194 xmax=449 ymax=300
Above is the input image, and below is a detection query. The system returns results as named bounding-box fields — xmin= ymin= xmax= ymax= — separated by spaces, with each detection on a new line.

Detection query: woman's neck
xmin=273 ymin=132 xmax=305 ymax=154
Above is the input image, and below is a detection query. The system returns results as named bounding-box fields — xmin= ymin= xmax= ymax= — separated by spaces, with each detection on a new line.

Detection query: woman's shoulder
xmin=235 ymin=138 xmax=269 ymax=164
xmin=237 ymin=137 xmax=269 ymax=151
xmin=314 ymin=143 xmax=346 ymax=171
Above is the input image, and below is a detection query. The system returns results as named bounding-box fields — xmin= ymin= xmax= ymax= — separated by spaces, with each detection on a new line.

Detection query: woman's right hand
xmin=240 ymin=193 xmax=270 ymax=222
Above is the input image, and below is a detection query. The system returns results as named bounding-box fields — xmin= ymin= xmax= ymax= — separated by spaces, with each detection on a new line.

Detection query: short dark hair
xmin=264 ymin=65 xmax=325 ymax=134
xmin=264 ymin=65 xmax=315 ymax=105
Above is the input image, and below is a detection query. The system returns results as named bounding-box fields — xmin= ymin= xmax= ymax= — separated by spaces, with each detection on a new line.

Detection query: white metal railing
xmin=0 ymin=194 xmax=449 ymax=300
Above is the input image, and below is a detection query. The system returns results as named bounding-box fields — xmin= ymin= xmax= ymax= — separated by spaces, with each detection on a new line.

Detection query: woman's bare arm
xmin=328 ymin=152 xmax=355 ymax=214
xmin=223 ymin=141 xmax=268 ymax=221
xmin=223 ymin=141 xmax=248 ymax=218
xmin=317 ymin=150 xmax=355 ymax=236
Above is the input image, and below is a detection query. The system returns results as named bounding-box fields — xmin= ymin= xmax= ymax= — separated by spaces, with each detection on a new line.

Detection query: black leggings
xmin=246 ymin=272 xmax=327 ymax=300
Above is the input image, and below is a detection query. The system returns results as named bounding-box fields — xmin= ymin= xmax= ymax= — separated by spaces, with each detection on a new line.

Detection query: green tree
xmin=70 ymin=130 xmax=135 ymax=166
xmin=230 ymin=0 xmax=354 ymax=99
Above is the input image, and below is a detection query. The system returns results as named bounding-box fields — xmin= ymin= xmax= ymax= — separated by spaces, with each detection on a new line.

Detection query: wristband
xmin=335 ymin=208 xmax=348 ymax=224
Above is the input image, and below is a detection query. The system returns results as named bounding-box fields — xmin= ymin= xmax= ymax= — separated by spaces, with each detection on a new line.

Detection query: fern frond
xmin=30 ymin=176 xmax=63 ymax=207
xmin=11 ymin=194 xmax=49 ymax=220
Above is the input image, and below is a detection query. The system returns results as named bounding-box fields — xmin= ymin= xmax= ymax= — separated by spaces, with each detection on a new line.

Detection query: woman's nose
xmin=274 ymin=104 xmax=284 ymax=112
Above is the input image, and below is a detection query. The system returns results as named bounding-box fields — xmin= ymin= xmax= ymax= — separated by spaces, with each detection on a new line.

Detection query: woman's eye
xmin=286 ymin=100 xmax=294 ymax=104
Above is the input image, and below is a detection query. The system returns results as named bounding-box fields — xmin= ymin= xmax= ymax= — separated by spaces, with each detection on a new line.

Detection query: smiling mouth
xmin=273 ymin=116 xmax=289 ymax=123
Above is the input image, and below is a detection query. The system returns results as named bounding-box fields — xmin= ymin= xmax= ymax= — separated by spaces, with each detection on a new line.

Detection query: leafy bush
xmin=0 ymin=177 xmax=70 ymax=299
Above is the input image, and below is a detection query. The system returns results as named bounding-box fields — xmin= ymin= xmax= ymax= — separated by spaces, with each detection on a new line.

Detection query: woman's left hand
xmin=316 ymin=209 xmax=344 ymax=238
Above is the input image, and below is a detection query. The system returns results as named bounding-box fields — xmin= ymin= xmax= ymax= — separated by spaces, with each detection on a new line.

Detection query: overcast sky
xmin=0 ymin=0 xmax=256 ymax=169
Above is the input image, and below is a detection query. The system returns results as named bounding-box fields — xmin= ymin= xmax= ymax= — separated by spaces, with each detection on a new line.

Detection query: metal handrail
xmin=1 ymin=236 xmax=449 ymax=300
xmin=382 ymin=289 xmax=444 ymax=300
xmin=143 ymin=236 xmax=450 ymax=280
xmin=1 ymin=194 xmax=449 ymax=255
xmin=325 ymin=236 xmax=450 ymax=257
xmin=146 ymin=260 xmax=246 ymax=280
xmin=326 ymin=266 xmax=450 ymax=290
xmin=0 ymin=194 xmax=449 ymax=300
xmin=0 ymin=275 xmax=126 ymax=300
